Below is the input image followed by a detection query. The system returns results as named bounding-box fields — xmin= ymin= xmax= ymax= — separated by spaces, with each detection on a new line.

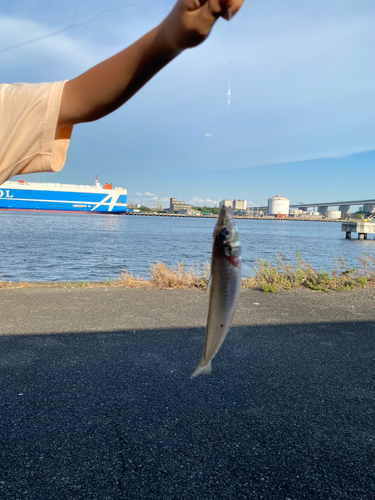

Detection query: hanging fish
xmin=191 ymin=206 xmax=242 ymax=378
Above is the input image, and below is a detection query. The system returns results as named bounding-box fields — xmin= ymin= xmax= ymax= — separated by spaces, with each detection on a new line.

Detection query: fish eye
xmin=219 ymin=228 xmax=230 ymax=238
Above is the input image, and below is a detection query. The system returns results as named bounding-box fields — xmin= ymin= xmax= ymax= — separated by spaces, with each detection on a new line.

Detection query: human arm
xmin=57 ymin=0 xmax=244 ymax=128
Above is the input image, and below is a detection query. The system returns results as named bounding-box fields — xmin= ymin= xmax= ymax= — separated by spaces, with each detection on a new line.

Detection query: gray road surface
xmin=0 ymin=287 xmax=374 ymax=499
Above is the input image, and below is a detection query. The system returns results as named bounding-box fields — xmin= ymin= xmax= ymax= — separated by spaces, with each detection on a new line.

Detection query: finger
xmin=200 ymin=0 xmax=243 ymax=21
xmin=185 ymin=0 xmax=208 ymax=12
xmin=220 ymin=0 xmax=245 ymax=21
xmin=201 ymin=0 xmax=226 ymax=20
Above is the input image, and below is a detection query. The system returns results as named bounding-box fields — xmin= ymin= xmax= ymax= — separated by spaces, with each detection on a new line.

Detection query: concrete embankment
xmin=1 ymin=287 xmax=374 ymax=499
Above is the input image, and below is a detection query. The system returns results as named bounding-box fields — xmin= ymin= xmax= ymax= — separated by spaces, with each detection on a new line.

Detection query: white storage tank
xmin=326 ymin=210 xmax=341 ymax=219
xmin=268 ymin=195 xmax=290 ymax=215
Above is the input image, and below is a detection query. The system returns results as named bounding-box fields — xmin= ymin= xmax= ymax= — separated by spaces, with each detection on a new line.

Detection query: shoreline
xmin=1 ymin=253 xmax=375 ymax=293
xmin=1 ymin=280 xmax=374 ymax=292
xmin=127 ymin=212 xmax=346 ymax=221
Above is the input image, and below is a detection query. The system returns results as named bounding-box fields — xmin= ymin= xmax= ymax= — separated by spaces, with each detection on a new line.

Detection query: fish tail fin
xmin=190 ymin=361 xmax=212 ymax=379
xmin=205 ymin=274 xmax=212 ymax=293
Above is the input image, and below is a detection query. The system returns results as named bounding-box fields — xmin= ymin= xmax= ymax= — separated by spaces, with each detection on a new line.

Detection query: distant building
xmin=268 ymin=195 xmax=290 ymax=215
xmin=233 ymin=200 xmax=247 ymax=211
xmin=177 ymin=209 xmax=201 ymax=216
xmin=170 ymin=197 xmax=192 ymax=213
xmin=325 ymin=210 xmax=342 ymax=219
xmin=220 ymin=199 xmax=233 ymax=208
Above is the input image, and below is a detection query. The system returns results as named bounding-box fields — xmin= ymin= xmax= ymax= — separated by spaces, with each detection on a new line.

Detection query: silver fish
xmin=191 ymin=206 xmax=242 ymax=378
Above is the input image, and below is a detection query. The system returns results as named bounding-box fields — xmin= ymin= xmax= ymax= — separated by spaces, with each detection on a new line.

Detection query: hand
xmin=159 ymin=0 xmax=245 ymax=54
xmin=58 ymin=0 xmax=244 ymax=127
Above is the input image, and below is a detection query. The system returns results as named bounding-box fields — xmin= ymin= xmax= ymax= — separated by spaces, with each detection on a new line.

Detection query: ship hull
xmin=0 ymin=182 xmax=128 ymax=214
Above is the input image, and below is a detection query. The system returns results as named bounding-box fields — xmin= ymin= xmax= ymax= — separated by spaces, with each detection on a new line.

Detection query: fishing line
xmin=71 ymin=0 xmax=85 ymax=27
xmin=227 ymin=10 xmax=232 ymax=109
xmin=225 ymin=7 xmax=234 ymax=157
xmin=0 ymin=0 xmax=153 ymax=55
xmin=228 ymin=56 xmax=232 ymax=107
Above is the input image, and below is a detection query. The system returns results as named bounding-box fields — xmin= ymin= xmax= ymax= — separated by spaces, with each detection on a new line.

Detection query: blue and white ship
xmin=0 ymin=176 xmax=127 ymax=214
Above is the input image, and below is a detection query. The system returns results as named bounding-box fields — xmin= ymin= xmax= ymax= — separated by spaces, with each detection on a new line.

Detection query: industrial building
xmin=220 ymin=199 xmax=233 ymax=208
xmin=219 ymin=199 xmax=247 ymax=210
xmin=170 ymin=198 xmax=192 ymax=213
xmin=325 ymin=210 xmax=342 ymax=219
xmin=268 ymin=195 xmax=290 ymax=216
xmin=233 ymin=200 xmax=247 ymax=211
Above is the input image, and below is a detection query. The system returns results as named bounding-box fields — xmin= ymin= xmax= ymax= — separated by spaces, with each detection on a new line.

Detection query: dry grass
xmin=2 ymin=254 xmax=375 ymax=292
xmin=118 ymin=261 xmax=209 ymax=290
xmin=116 ymin=270 xmax=152 ymax=289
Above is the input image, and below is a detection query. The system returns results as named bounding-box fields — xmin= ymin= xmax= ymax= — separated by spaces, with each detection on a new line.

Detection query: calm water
xmin=1 ymin=212 xmax=375 ymax=282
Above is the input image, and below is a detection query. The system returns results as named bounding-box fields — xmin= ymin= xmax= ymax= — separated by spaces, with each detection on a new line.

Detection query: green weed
xmin=242 ymin=252 xmax=375 ymax=292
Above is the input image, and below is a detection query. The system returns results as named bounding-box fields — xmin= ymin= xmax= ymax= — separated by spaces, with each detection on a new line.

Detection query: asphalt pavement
xmin=0 ymin=287 xmax=374 ymax=499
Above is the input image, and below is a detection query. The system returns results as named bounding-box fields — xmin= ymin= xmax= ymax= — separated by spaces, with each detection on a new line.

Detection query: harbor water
xmin=1 ymin=212 xmax=375 ymax=282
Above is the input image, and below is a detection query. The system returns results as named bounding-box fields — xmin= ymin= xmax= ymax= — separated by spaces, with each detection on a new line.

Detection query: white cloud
xmin=128 ymin=192 xmax=170 ymax=208
xmin=189 ymin=197 xmax=219 ymax=207
xmin=135 ymin=191 xmax=157 ymax=198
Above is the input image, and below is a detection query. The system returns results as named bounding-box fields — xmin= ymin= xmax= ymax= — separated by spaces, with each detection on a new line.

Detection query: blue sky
xmin=1 ymin=0 xmax=375 ymax=207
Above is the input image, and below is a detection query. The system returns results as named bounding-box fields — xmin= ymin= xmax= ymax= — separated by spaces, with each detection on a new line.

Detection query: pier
xmin=341 ymin=221 xmax=375 ymax=239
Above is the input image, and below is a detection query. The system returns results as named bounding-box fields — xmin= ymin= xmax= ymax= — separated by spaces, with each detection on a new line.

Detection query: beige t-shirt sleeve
xmin=0 ymin=81 xmax=72 ymax=185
